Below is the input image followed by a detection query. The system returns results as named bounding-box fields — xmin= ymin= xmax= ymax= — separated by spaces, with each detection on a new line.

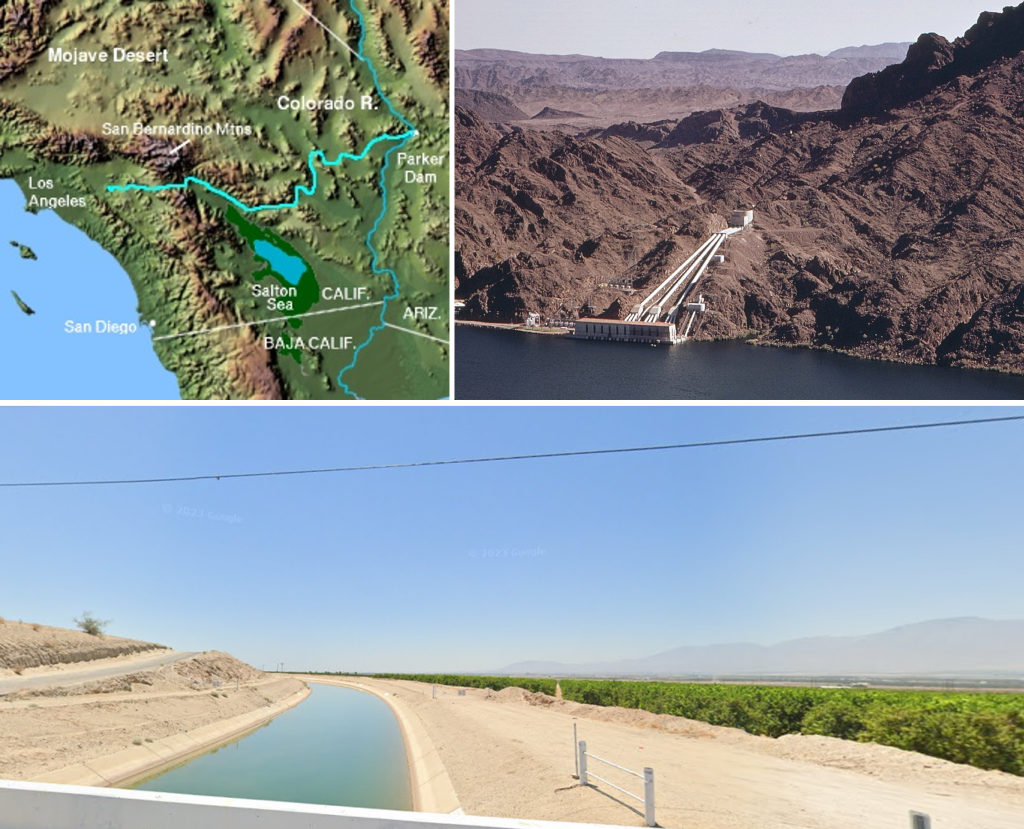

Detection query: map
xmin=0 ymin=0 xmax=449 ymax=400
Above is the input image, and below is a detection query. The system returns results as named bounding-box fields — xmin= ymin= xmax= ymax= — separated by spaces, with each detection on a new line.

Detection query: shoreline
xmin=29 ymin=684 xmax=311 ymax=789
xmin=0 ymin=179 xmax=181 ymax=400
xmin=748 ymin=336 xmax=1024 ymax=377
xmin=298 ymin=676 xmax=460 ymax=815
xmin=456 ymin=319 xmax=1024 ymax=378
xmin=455 ymin=320 xmax=570 ymax=337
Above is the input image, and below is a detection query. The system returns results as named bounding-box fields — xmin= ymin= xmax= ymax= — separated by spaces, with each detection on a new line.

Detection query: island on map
xmin=9 ymin=240 xmax=37 ymax=259
xmin=11 ymin=289 xmax=35 ymax=316
xmin=0 ymin=0 xmax=449 ymax=400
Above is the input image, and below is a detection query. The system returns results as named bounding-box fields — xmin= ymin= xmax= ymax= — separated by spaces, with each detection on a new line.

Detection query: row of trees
xmin=370 ymin=673 xmax=558 ymax=695
xmin=559 ymin=679 xmax=1024 ymax=775
xmin=358 ymin=673 xmax=1024 ymax=775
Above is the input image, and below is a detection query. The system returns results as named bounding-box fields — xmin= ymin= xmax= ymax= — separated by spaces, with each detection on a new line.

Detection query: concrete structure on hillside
xmin=730 ymin=208 xmax=754 ymax=228
xmin=571 ymin=212 xmax=754 ymax=346
xmin=572 ymin=318 xmax=676 ymax=344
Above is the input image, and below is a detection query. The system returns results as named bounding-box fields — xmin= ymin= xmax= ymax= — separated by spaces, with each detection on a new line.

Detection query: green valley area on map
xmin=0 ymin=0 xmax=449 ymax=400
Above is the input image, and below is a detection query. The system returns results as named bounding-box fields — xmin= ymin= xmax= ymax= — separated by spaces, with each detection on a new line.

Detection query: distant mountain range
xmin=827 ymin=43 xmax=913 ymax=60
xmin=499 ymin=619 xmax=1024 ymax=678
xmin=455 ymin=44 xmax=911 ymax=92
xmin=454 ymin=89 xmax=528 ymax=121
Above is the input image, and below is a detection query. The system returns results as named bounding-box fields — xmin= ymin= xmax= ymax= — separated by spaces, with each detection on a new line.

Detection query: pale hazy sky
xmin=456 ymin=0 xmax=1001 ymax=58
xmin=2 ymin=407 xmax=1023 ymax=673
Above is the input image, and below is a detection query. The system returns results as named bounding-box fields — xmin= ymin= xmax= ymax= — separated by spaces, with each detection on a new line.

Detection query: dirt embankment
xmin=491 ymin=686 xmax=1024 ymax=795
xmin=0 ymin=619 xmax=167 ymax=672
xmin=354 ymin=678 xmax=1024 ymax=829
xmin=0 ymin=636 xmax=306 ymax=784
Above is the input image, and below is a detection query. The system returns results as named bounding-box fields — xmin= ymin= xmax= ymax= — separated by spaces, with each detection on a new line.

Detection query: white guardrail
xmin=577 ymin=741 xmax=655 ymax=827
xmin=0 ymin=780 xmax=634 ymax=829
xmin=0 ymin=775 xmax=936 ymax=829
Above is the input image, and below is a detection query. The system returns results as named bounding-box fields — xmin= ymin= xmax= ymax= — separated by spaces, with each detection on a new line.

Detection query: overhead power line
xmin=0 ymin=415 xmax=1020 ymax=490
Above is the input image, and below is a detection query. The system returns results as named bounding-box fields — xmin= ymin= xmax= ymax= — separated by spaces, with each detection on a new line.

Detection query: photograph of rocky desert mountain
xmin=454 ymin=0 xmax=1024 ymax=400
xmin=4 ymin=406 xmax=1024 ymax=829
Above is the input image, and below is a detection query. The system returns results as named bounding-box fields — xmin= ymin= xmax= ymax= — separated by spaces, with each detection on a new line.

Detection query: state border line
xmin=384 ymin=322 xmax=448 ymax=346
xmin=152 ymin=301 xmax=384 ymax=342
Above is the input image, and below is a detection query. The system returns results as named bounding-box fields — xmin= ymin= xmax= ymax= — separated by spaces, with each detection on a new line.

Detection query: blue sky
xmin=456 ymin=0 xmax=998 ymax=59
xmin=0 ymin=406 xmax=1021 ymax=673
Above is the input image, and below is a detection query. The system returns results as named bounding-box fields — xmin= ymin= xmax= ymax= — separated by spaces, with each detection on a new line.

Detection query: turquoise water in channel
xmin=131 ymin=684 xmax=412 ymax=810
xmin=253 ymin=240 xmax=307 ymax=286
xmin=0 ymin=179 xmax=180 ymax=400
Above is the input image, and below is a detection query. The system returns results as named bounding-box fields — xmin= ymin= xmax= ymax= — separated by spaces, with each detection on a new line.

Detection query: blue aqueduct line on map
xmin=106 ymin=0 xmax=439 ymax=400
xmin=105 ymin=130 xmax=416 ymax=214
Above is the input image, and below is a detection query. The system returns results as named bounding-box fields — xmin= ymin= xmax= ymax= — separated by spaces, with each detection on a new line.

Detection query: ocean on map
xmin=0 ymin=179 xmax=180 ymax=400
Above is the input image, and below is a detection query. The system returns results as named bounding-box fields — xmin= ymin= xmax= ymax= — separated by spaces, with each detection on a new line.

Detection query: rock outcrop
xmin=531 ymin=106 xmax=589 ymax=120
xmin=843 ymin=5 xmax=1024 ymax=114
xmin=660 ymin=102 xmax=802 ymax=147
xmin=454 ymin=89 xmax=528 ymax=122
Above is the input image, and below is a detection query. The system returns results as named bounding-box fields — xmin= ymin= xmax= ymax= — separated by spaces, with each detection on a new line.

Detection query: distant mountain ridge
xmin=828 ymin=43 xmax=912 ymax=60
xmin=455 ymin=44 xmax=910 ymax=92
xmin=499 ymin=619 xmax=1024 ymax=677
xmin=454 ymin=89 xmax=528 ymax=121
xmin=652 ymin=48 xmax=787 ymax=63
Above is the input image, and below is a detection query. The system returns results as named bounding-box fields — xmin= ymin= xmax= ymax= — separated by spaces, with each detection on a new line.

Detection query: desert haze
xmin=498 ymin=618 xmax=1024 ymax=677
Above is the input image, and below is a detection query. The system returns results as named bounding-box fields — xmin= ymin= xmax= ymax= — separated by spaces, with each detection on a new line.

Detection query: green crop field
xmin=368 ymin=673 xmax=559 ymax=695
xmin=560 ymin=680 xmax=1024 ymax=775
xmin=369 ymin=674 xmax=1024 ymax=776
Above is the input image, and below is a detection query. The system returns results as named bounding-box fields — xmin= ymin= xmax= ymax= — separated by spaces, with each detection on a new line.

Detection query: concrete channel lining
xmin=30 ymin=686 xmax=311 ymax=788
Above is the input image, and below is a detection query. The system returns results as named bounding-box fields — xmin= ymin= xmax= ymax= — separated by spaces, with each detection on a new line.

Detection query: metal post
xmin=573 ymin=723 xmax=579 ymax=778
xmin=644 ymin=767 xmax=655 ymax=827
xmin=910 ymin=813 xmax=931 ymax=829
xmin=578 ymin=741 xmax=588 ymax=786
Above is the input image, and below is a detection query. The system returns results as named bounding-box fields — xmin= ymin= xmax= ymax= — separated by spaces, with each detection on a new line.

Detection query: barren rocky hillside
xmin=464 ymin=84 xmax=849 ymax=129
xmin=456 ymin=4 xmax=1024 ymax=374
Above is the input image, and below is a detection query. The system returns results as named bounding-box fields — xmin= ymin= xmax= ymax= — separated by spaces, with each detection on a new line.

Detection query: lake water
xmin=131 ymin=684 xmax=412 ymax=811
xmin=455 ymin=325 xmax=1024 ymax=400
xmin=0 ymin=179 xmax=180 ymax=400
xmin=253 ymin=239 xmax=306 ymax=285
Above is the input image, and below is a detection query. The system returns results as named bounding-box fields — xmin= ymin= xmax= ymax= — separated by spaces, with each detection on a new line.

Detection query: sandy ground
xmin=328 ymin=678 xmax=1024 ymax=829
xmin=0 ymin=652 xmax=305 ymax=783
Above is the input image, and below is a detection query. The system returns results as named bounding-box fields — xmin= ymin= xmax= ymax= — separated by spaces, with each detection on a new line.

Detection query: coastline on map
xmin=0 ymin=179 xmax=180 ymax=400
